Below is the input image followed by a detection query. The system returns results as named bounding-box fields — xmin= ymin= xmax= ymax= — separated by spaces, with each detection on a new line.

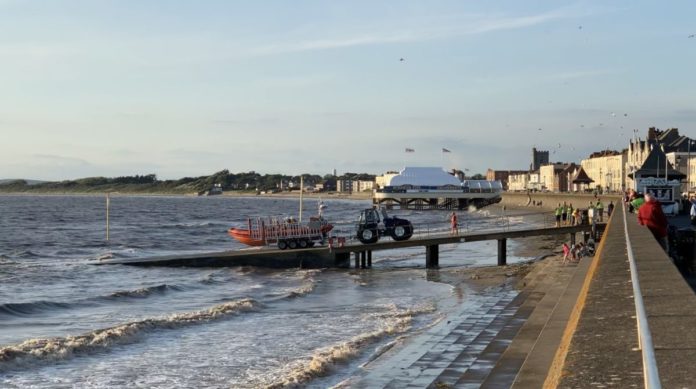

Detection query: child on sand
xmin=562 ymin=242 xmax=571 ymax=264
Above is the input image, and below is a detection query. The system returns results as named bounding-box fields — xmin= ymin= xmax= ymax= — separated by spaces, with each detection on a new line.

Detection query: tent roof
xmin=386 ymin=167 xmax=461 ymax=186
xmin=572 ymin=167 xmax=594 ymax=183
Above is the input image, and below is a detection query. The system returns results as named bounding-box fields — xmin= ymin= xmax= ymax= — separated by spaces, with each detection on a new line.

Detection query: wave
xmin=5 ymin=250 xmax=40 ymax=259
xmin=0 ymin=283 xmax=190 ymax=319
xmin=159 ymin=221 xmax=218 ymax=229
xmin=0 ymin=298 xmax=258 ymax=371
xmin=261 ymin=303 xmax=437 ymax=389
xmin=0 ymin=301 xmax=79 ymax=317
xmin=103 ymin=283 xmax=185 ymax=299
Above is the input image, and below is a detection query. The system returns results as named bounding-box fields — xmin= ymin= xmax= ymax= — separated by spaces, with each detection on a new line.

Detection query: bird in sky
xmin=689 ymin=34 xmax=695 ymax=38
xmin=578 ymin=25 xmax=583 ymax=30
xmin=399 ymin=58 xmax=405 ymax=62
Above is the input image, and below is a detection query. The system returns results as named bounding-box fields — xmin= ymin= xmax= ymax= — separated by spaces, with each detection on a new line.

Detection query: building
xmin=486 ymin=169 xmax=529 ymax=190
xmin=531 ymin=147 xmax=549 ymax=171
xmin=507 ymin=172 xmax=530 ymax=191
xmin=580 ymin=150 xmax=627 ymax=192
xmin=539 ymin=163 xmax=573 ymax=192
xmin=336 ymin=180 xmax=353 ymax=193
xmin=627 ymin=127 xmax=694 ymax=190
xmin=355 ymin=180 xmax=375 ymax=192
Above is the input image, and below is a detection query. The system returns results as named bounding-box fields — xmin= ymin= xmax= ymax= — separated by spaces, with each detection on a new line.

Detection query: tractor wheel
xmin=298 ymin=239 xmax=309 ymax=249
xmin=288 ymin=240 xmax=298 ymax=249
xmin=277 ymin=240 xmax=288 ymax=250
xmin=358 ymin=228 xmax=379 ymax=244
xmin=391 ymin=224 xmax=413 ymax=241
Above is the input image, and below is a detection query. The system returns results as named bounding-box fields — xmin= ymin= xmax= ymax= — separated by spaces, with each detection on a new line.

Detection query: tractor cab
xmin=356 ymin=207 xmax=413 ymax=244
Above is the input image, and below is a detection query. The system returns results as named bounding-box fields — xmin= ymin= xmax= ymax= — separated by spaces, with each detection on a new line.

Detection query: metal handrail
xmin=621 ymin=203 xmax=661 ymax=388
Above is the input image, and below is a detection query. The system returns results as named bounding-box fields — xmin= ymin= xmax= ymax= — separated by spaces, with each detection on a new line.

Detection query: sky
xmin=1 ymin=0 xmax=696 ymax=181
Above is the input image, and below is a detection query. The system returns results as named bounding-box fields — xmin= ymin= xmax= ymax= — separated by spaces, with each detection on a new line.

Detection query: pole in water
xmin=299 ymin=176 xmax=304 ymax=223
xmin=106 ymin=192 xmax=110 ymax=242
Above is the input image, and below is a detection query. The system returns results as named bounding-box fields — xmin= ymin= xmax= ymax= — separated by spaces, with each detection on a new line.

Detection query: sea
xmin=0 ymin=195 xmax=547 ymax=388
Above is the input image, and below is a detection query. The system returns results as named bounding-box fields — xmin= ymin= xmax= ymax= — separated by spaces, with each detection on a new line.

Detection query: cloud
xmin=32 ymin=154 xmax=92 ymax=167
xmin=249 ymin=7 xmax=585 ymax=57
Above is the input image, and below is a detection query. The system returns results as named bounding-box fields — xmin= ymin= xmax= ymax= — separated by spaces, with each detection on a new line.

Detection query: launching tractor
xmin=356 ymin=208 xmax=413 ymax=244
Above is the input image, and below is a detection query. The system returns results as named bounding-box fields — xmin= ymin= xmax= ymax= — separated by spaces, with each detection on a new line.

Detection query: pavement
xmin=350 ymin=243 xmax=591 ymax=388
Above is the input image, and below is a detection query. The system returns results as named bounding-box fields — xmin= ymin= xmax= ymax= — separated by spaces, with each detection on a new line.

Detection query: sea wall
xmin=501 ymin=192 xmax=622 ymax=211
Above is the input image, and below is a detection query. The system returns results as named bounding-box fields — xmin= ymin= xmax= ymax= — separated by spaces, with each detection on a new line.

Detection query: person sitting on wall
xmin=637 ymin=192 xmax=669 ymax=251
xmin=690 ymin=195 xmax=696 ymax=226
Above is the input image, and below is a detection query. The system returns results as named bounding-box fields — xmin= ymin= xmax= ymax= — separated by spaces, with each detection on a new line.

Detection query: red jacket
xmin=637 ymin=200 xmax=668 ymax=238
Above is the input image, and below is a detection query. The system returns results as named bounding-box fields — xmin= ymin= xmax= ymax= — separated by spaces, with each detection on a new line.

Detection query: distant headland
xmin=0 ymin=170 xmax=383 ymax=197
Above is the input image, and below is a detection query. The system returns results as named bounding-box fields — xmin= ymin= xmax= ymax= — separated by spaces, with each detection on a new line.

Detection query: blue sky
xmin=1 ymin=1 xmax=695 ymax=180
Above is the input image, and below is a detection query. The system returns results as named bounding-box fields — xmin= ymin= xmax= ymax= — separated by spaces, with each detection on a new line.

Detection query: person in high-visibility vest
xmin=588 ymin=201 xmax=595 ymax=224
xmin=567 ymin=203 xmax=574 ymax=226
xmin=595 ymin=200 xmax=604 ymax=222
xmin=555 ymin=204 xmax=562 ymax=227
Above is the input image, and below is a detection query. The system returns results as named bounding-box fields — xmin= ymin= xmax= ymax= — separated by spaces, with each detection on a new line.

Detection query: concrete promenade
xmin=353 ymin=204 xmax=696 ymax=388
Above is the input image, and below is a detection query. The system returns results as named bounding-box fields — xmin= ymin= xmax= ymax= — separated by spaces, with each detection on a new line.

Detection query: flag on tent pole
xmin=405 ymin=148 xmax=415 ymax=153
xmin=442 ymin=148 xmax=451 ymax=153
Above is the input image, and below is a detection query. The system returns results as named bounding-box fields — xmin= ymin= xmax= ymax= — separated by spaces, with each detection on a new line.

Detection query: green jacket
xmin=631 ymin=197 xmax=645 ymax=210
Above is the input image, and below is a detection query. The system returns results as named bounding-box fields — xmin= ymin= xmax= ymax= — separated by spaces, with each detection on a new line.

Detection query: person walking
xmin=562 ymin=242 xmax=571 ymax=264
xmin=450 ymin=212 xmax=459 ymax=235
xmin=637 ymin=193 xmax=669 ymax=250
xmin=607 ymin=201 xmax=614 ymax=217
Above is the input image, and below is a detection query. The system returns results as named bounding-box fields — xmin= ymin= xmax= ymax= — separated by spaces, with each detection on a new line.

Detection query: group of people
xmin=554 ymin=199 xmax=614 ymax=227
xmin=562 ymin=240 xmax=595 ymax=264
xmin=553 ymin=200 xmax=615 ymax=227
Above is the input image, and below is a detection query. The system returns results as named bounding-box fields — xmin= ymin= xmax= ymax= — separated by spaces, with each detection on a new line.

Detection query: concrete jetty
xmin=96 ymin=224 xmax=598 ymax=269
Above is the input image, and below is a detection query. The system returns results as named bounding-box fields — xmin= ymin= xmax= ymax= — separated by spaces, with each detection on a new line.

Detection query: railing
xmin=621 ymin=203 xmax=662 ymax=388
xmin=324 ymin=210 xmax=570 ymax=247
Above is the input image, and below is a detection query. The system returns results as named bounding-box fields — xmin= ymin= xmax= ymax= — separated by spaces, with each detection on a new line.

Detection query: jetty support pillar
xmin=497 ymin=238 xmax=507 ymax=266
xmin=426 ymin=245 xmax=439 ymax=268
xmin=367 ymin=250 xmax=372 ymax=267
xmin=354 ymin=252 xmax=360 ymax=268
xmin=360 ymin=251 xmax=367 ymax=269
xmin=570 ymin=232 xmax=576 ymax=246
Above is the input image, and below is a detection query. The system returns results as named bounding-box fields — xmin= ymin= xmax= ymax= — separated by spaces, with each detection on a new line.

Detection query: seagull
xmin=538 ymin=128 xmax=542 ymax=131
xmin=578 ymin=25 xmax=583 ymax=30
xmin=689 ymin=34 xmax=695 ymax=38
xmin=399 ymin=58 xmax=405 ymax=62
xmin=611 ymin=112 xmax=616 ymax=117
xmin=624 ymin=113 xmax=628 ymax=117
